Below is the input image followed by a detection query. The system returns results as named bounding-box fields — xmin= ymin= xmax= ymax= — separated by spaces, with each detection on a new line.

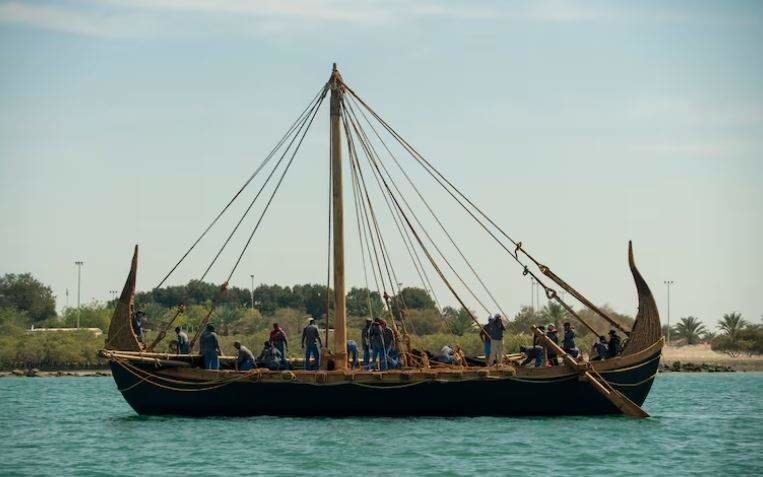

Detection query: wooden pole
xmin=330 ymin=64 xmax=348 ymax=370
xmin=531 ymin=326 xmax=648 ymax=418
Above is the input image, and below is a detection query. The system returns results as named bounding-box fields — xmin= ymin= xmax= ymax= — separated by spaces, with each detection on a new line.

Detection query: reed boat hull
xmin=108 ymin=342 xmax=661 ymax=417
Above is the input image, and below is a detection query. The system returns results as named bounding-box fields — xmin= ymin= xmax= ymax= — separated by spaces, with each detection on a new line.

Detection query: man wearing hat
xmin=361 ymin=317 xmax=373 ymax=369
xmin=199 ymin=323 xmax=221 ymax=370
xmin=486 ymin=313 xmax=506 ymax=366
xmin=481 ymin=315 xmax=493 ymax=366
xmin=301 ymin=317 xmax=322 ymax=370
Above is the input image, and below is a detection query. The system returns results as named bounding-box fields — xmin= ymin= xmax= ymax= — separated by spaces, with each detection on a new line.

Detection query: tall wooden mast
xmin=330 ymin=64 xmax=348 ymax=370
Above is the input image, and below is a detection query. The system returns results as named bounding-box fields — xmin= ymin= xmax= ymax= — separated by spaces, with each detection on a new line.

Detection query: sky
xmin=0 ymin=0 xmax=761 ymax=328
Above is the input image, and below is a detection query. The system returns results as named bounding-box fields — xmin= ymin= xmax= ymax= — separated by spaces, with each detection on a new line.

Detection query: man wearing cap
xmin=199 ymin=323 xmax=221 ymax=370
xmin=361 ymin=317 xmax=373 ymax=369
xmin=545 ymin=324 xmax=559 ymax=366
xmin=607 ymin=329 xmax=622 ymax=358
xmin=486 ymin=313 xmax=506 ymax=366
xmin=301 ymin=317 xmax=322 ymax=370
xmin=481 ymin=316 xmax=493 ymax=366
xmin=175 ymin=326 xmax=190 ymax=354
xmin=234 ymin=341 xmax=256 ymax=371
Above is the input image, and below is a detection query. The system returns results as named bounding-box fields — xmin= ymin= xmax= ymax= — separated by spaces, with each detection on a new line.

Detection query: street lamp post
xmin=75 ymin=261 xmax=84 ymax=329
xmin=530 ymin=278 xmax=536 ymax=311
xmin=250 ymin=275 xmax=255 ymax=309
xmin=664 ymin=280 xmax=674 ymax=345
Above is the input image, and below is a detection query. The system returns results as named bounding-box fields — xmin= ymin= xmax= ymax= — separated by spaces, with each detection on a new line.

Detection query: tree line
xmin=1 ymin=272 xmax=761 ymax=369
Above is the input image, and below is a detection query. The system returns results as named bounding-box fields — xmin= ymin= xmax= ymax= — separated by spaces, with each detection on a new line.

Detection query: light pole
xmin=110 ymin=289 xmax=118 ymax=303
xmin=250 ymin=275 xmax=255 ymax=309
xmin=530 ymin=278 xmax=536 ymax=311
xmin=664 ymin=280 xmax=674 ymax=345
xmin=75 ymin=261 xmax=84 ymax=329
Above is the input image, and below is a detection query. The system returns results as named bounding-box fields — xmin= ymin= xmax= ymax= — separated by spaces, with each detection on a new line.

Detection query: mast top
xmin=330 ymin=63 xmax=343 ymax=88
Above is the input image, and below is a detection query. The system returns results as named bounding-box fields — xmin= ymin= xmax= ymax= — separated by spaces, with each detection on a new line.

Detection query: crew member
xmin=175 ymin=326 xmax=190 ymax=354
xmin=486 ymin=313 xmax=506 ymax=366
xmin=591 ymin=335 xmax=608 ymax=361
xmin=234 ymin=341 xmax=256 ymax=371
xmin=439 ymin=344 xmax=455 ymax=364
xmin=369 ymin=318 xmax=387 ymax=371
xmin=199 ymin=323 xmax=221 ymax=370
xmin=562 ymin=322 xmax=580 ymax=359
xmin=256 ymin=341 xmax=282 ymax=371
xmin=481 ymin=316 xmax=493 ymax=365
xmin=347 ymin=339 xmax=359 ymax=369
xmin=269 ymin=323 xmax=288 ymax=367
xmin=301 ymin=317 xmax=322 ymax=370
xmin=607 ymin=329 xmax=622 ymax=358
xmin=133 ymin=311 xmax=146 ymax=344
xmin=381 ymin=319 xmax=398 ymax=369
xmin=546 ymin=324 xmax=559 ymax=366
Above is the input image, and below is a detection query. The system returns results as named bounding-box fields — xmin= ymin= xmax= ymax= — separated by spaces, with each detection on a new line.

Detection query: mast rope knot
xmin=522 ymin=265 xmax=529 ymax=276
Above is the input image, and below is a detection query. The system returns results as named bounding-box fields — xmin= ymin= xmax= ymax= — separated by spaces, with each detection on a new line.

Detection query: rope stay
xmin=342 ymin=82 xmax=630 ymax=334
xmin=154 ymin=85 xmax=328 ymax=290
xmin=346 ymin=96 xmax=506 ymax=318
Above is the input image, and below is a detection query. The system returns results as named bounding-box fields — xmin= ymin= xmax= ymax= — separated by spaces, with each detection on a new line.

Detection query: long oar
xmin=531 ymin=326 xmax=649 ymax=418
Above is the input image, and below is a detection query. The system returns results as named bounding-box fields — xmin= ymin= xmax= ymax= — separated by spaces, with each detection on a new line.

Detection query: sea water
xmin=1 ymin=373 xmax=761 ymax=476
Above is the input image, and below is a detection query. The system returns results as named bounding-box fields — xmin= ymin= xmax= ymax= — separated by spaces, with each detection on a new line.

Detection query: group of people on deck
xmin=520 ymin=321 xmax=623 ymax=367
xmin=157 ymin=309 xmax=622 ymax=371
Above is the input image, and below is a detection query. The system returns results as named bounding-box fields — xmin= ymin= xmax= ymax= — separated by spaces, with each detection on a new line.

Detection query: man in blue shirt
xmin=301 ymin=318 xmax=322 ymax=370
xmin=199 ymin=323 xmax=221 ymax=370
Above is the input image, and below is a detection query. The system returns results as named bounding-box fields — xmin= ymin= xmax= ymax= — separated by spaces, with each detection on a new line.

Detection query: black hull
xmin=109 ymin=349 xmax=660 ymax=417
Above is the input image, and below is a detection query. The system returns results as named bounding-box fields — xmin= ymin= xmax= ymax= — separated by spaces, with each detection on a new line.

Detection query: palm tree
xmin=673 ymin=316 xmax=707 ymax=345
xmin=717 ymin=312 xmax=747 ymax=341
xmin=541 ymin=301 xmax=567 ymax=330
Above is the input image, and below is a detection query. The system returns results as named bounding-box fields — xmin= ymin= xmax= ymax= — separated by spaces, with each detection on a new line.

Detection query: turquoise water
xmin=1 ymin=374 xmax=761 ymax=476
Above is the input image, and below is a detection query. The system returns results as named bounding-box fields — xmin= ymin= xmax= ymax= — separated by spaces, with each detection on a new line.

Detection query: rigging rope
xmin=154 ymin=85 xmax=327 ymax=290
xmin=200 ymin=88 xmax=327 ymax=281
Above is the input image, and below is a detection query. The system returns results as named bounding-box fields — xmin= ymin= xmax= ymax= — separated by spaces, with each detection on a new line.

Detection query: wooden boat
xmin=102 ymin=65 xmax=662 ymax=417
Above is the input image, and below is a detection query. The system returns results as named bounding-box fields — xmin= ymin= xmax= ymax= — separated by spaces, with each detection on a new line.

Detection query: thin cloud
xmin=0 ymin=0 xmax=756 ymax=39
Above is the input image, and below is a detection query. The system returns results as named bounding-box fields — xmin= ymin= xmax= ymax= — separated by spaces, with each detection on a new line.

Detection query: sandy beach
xmin=661 ymin=344 xmax=763 ymax=371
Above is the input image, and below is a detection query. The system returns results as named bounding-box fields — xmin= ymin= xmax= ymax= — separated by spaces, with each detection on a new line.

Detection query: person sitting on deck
xmin=546 ymin=324 xmax=559 ymax=366
xmin=368 ymin=318 xmax=387 ymax=371
xmin=199 ymin=323 xmax=221 ymax=370
xmin=256 ymin=341 xmax=283 ymax=371
xmin=520 ymin=325 xmax=545 ymax=367
xmin=562 ymin=322 xmax=580 ymax=359
xmin=591 ymin=335 xmax=608 ymax=361
xmin=133 ymin=311 xmax=146 ymax=344
xmin=175 ymin=326 xmax=190 ymax=354
xmin=269 ymin=323 xmax=288 ymax=367
xmin=347 ymin=339 xmax=359 ymax=369
xmin=301 ymin=317 xmax=322 ymax=370
xmin=439 ymin=344 xmax=454 ymax=364
xmin=234 ymin=341 xmax=256 ymax=371
xmin=486 ymin=313 xmax=506 ymax=366
xmin=607 ymin=329 xmax=622 ymax=358
xmin=481 ymin=316 xmax=493 ymax=366
xmin=361 ymin=317 xmax=372 ymax=369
